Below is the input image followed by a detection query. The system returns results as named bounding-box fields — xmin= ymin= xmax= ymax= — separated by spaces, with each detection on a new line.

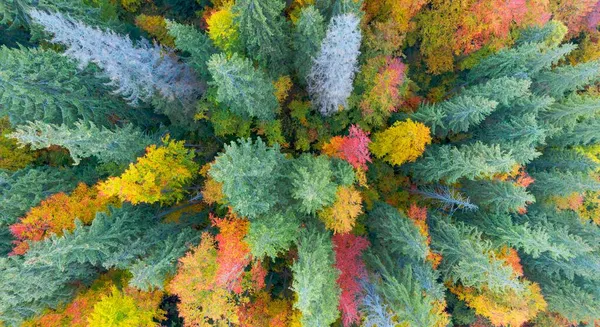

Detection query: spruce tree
xmin=233 ymin=0 xmax=291 ymax=76
xmin=207 ymin=53 xmax=279 ymax=121
xmin=308 ymin=13 xmax=361 ymax=116
xmin=293 ymin=6 xmax=326 ymax=85
xmin=0 ymin=46 xmax=132 ymax=127
xmin=9 ymin=121 xmax=155 ymax=165
xmin=30 ymin=9 xmax=200 ymax=109
xmin=291 ymin=227 xmax=341 ymax=327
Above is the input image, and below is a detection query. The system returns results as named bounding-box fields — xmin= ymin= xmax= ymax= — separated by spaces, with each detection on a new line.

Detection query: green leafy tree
xmin=233 ymin=0 xmax=291 ymax=76
xmin=291 ymin=227 xmax=340 ymax=327
xmin=207 ymin=53 xmax=279 ymax=121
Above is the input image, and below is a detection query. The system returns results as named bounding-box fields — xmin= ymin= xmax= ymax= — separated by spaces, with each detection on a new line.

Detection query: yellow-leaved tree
xmin=207 ymin=5 xmax=240 ymax=55
xmin=88 ymin=286 xmax=160 ymax=327
xmin=318 ymin=185 xmax=363 ymax=233
xmin=369 ymin=119 xmax=432 ymax=166
xmin=98 ymin=137 xmax=199 ymax=205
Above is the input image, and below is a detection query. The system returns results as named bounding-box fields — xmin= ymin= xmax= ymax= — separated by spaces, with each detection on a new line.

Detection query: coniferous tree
xmin=233 ymin=0 xmax=291 ymax=76
xmin=29 ymin=9 xmax=200 ymax=111
xmin=292 ymin=6 xmax=326 ymax=85
xmin=308 ymin=13 xmax=361 ymax=116
xmin=209 ymin=138 xmax=286 ymax=218
xmin=410 ymin=142 xmax=516 ymax=183
xmin=291 ymin=227 xmax=340 ymax=327
xmin=428 ymin=215 xmax=524 ymax=293
xmin=207 ymin=53 xmax=279 ymax=121
xmin=0 ymin=46 xmax=132 ymax=127
xmin=9 ymin=121 xmax=155 ymax=165
xmin=462 ymin=179 xmax=535 ymax=213
xmin=166 ymin=20 xmax=217 ymax=80
xmin=245 ymin=209 xmax=300 ymax=260
xmin=290 ymin=154 xmax=338 ymax=214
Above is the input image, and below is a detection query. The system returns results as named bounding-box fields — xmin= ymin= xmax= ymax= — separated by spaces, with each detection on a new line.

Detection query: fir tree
xmin=462 ymin=179 xmax=535 ymax=213
xmin=0 ymin=46 xmax=132 ymax=127
xmin=245 ymin=210 xmax=300 ymax=260
xmin=207 ymin=53 xmax=279 ymax=121
xmin=293 ymin=6 xmax=326 ymax=85
xmin=29 ymin=9 xmax=200 ymax=109
xmin=429 ymin=215 xmax=523 ymax=293
xmin=289 ymin=154 xmax=338 ymax=214
xmin=209 ymin=138 xmax=286 ymax=219
xmin=533 ymin=60 xmax=600 ymax=98
xmin=411 ymin=95 xmax=498 ymax=137
xmin=166 ymin=20 xmax=217 ymax=80
xmin=233 ymin=0 xmax=291 ymax=76
xmin=308 ymin=13 xmax=361 ymax=116
xmin=410 ymin=142 xmax=516 ymax=183
xmin=529 ymin=170 xmax=600 ymax=197
xmin=291 ymin=227 xmax=341 ymax=327
xmin=9 ymin=121 xmax=155 ymax=165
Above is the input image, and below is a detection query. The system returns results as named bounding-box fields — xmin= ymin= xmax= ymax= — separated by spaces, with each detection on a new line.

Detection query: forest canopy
xmin=1 ymin=0 xmax=600 ymax=326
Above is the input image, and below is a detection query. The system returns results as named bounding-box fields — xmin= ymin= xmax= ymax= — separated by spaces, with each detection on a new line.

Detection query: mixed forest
xmin=2 ymin=0 xmax=600 ymax=326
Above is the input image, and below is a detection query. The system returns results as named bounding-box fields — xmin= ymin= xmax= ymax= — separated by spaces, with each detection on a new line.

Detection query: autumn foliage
xmin=322 ymin=125 xmax=372 ymax=171
xmin=99 ymin=138 xmax=199 ymax=205
xmin=319 ymin=185 xmax=364 ymax=233
xmin=332 ymin=233 xmax=369 ymax=327
xmin=370 ymin=119 xmax=432 ymax=166
xmin=10 ymin=183 xmax=116 ymax=255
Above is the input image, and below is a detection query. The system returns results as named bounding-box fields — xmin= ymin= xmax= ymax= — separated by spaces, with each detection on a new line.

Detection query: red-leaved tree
xmin=332 ymin=233 xmax=370 ymax=327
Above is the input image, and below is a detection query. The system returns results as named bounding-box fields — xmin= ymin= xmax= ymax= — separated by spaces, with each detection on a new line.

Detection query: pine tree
xmin=291 ymin=227 xmax=341 ymax=327
xmin=209 ymin=138 xmax=286 ymax=218
xmin=292 ymin=6 xmax=326 ymax=85
xmin=29 ymin=9 xmax=200 ymax=108
xmin=233 ymin=0 xmax=291 ymax=76
xmin=166 ymin=20 xmax=217 ymax=80
xmin=0 ymin=46 xmax=132 ymax=127
xmin=308 ymin=13 xmax=361 ymax=116
xmin=9 ymin=121 xmax=155 ymax=165
xmin=410 ymin=142 xmax=516 ymax=183
xmin=207 ymin=53 xmax=279 ymax=121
